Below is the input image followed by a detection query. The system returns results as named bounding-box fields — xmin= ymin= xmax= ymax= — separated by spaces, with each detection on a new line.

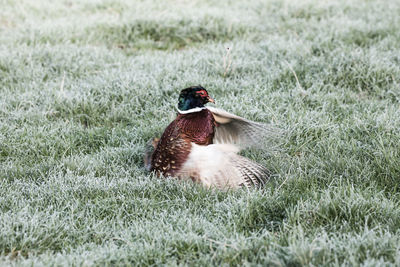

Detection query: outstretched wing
xmin=178 ymin=143 xmax=270 ymax=189
xmin=207 ymin=106 xmax=277 ymax=149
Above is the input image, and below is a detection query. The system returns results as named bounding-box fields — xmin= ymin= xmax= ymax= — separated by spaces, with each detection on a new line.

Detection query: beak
xmin=207 ymin=96 xmax=215 ymax=104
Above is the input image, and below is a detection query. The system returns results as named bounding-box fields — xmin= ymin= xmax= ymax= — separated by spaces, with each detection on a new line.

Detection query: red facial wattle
xmin=196 ymin=90 xmax=215 ymax=104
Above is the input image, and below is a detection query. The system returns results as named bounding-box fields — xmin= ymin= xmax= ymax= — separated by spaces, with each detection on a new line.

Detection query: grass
xmin=1 ymin=0 xmax=400 ymax=265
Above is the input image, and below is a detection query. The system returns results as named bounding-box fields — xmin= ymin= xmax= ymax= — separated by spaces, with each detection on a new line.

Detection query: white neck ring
xmin=176 ymin=106 xmax=206 ymax=114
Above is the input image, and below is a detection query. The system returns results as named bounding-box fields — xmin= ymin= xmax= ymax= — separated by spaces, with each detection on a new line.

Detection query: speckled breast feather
xmin=150 ymin=109 xmax=215 ymax=177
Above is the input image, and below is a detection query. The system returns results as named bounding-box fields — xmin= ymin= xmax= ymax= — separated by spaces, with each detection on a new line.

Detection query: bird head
xmin=177 ymin=86 xmax=215 ymax=112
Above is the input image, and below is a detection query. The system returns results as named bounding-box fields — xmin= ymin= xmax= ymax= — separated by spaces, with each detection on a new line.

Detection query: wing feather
xmin=179 ymin=143 xmax=269 ymax=189
xmin=207 ymin=107 xmax=279 ymax=149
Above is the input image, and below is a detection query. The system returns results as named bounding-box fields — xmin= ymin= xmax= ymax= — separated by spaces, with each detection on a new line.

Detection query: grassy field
xmin=1 ymin=0 xmax=400 ymax=265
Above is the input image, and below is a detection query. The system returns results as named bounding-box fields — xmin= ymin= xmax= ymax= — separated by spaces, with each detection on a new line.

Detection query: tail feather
xmin=144 ymin=137 xmax=159 ymax=171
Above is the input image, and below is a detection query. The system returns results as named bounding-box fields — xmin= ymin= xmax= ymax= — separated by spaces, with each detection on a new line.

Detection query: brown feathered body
xmin=151 ymin=109 xmax=215 ymax=177
xmin=145 ymin=105 xmax=275 ymax=188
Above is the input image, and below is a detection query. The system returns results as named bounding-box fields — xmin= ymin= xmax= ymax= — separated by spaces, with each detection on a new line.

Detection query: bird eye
xmin=196 ymin=90 xmax=207 ymax=96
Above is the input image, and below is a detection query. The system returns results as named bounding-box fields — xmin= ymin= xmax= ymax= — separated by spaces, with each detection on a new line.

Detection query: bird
xmin=144 ymin=85 xmax=274 ymax=189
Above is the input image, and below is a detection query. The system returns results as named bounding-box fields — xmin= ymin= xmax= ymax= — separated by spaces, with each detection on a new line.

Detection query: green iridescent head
xmin=177 ymin=86 xmax=215 ymax=111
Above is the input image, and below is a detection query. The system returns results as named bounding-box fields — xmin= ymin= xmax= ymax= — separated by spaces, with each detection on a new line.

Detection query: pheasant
xmin=145 ymin=86 xmax=273 ymax=189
